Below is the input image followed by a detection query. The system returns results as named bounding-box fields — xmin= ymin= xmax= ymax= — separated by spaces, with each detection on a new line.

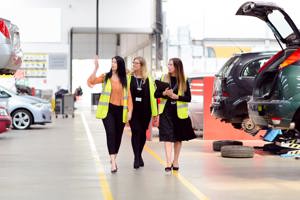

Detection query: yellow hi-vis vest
xmin=158 ymin=74 xmax=188 ymax=119
xmin=96 ymin=77 xmax=130 ymax=123
xmin=128 ymin=75 xmax=158 ymax=116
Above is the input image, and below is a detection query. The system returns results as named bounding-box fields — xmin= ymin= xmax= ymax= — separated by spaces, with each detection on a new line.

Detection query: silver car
xmin=0 ymin=18 xmax=22 ymax=74
xmin=188 ymin=76 xmax=203 ymax=133
xmin=0 ymin=86 xmax=52 ymax=130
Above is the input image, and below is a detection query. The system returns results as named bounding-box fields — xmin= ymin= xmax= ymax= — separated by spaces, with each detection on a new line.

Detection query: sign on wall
xmin=21 ymin=53 xmax=48 ymax=78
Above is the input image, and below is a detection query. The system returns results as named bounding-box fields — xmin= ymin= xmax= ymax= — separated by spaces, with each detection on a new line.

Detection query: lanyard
xmin=135 ymin=77 xmax=144 ymax=90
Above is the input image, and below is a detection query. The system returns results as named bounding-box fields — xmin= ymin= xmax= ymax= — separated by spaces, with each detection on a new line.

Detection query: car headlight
xmin=30 ymin=102 xmax=44 ymax=108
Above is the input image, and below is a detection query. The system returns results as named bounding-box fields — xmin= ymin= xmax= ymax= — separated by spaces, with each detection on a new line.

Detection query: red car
xmin=0 ymin=107 xmax=11 ymax=133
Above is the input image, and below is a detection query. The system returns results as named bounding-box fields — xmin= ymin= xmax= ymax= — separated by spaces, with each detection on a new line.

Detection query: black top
xmin=130 ymin=76 xmax=152 ymax=120
xmin=154 ymin=76 xmax=191 ymax=103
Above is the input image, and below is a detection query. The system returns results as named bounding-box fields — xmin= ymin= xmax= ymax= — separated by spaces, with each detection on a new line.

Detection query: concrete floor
xmin=0 ymin=108 xmax=300 ymax=200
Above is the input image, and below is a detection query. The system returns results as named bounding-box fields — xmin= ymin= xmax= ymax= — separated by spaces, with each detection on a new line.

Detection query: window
xmin=0 ymin=91 xmax=10 ymax=98
xmin=241 ymin=57 xmax=270 ymax=77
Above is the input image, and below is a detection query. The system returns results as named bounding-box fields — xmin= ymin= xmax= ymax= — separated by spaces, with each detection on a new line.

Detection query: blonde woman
xmin=154 ymin=58 xmax=196 ymax=173
xmin=129 ymin=56 xmax=158 ymax=169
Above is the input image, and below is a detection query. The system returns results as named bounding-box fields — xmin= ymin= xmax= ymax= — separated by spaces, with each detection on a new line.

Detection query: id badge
xmin=137 ymin=87 xmax=142 ymax=91
xmin=171 ymin=101 xmax=176 ymax=105
xmin=135 ymin=97 xmax=142 ymax=102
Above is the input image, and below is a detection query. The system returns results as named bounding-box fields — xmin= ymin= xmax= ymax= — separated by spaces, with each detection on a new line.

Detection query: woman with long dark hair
xmin=155 ymin=58 xmax=196 ymax=173
xmin=87 ymin=55 xmax=132 ymax=173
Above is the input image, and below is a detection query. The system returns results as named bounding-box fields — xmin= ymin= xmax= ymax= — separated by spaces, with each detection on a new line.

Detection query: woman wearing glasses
xmin=129 ymin=56 xmax=158 ymax=169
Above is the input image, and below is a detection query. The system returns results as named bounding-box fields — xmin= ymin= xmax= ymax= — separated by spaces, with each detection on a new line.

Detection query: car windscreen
xmin=217 ymin=56 xmax=240 ymax=78
xmin=0 ymin=86 xmax=16 ymax=96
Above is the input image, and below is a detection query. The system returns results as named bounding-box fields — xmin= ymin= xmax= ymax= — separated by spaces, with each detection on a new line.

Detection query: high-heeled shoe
xmin=164 ymin=166 xmax=172 ymax=173
xmin=171 ymin=164 xmax=179 ymax=171
xmin=111 ymin=162 xmax=118 ymax=173
xmin=133 ymin=158 xmax=140 ymax=169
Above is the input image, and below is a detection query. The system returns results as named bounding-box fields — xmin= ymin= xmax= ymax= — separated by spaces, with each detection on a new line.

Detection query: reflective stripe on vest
xmin=96 ymin=78 xmax=130 ymax=123
xmin=158 ymin=74 xmax=188 ymax=119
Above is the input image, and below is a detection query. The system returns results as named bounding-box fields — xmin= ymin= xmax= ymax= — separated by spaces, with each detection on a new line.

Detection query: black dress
xmin=154 ymin=76 xmax=196 ymax=142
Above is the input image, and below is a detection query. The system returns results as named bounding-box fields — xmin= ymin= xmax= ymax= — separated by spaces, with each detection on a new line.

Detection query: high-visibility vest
xmin=158 ymin=74 xmax=188 ymax=119
xmin=96 ymin=77 xmax=130 ymax=123
xmin=128 ymin=75 xmax=158 ymax=116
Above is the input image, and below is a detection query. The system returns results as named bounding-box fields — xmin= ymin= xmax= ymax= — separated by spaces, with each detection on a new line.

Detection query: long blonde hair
xmin=167 ymin=58 xmax=187 ymax=93
xmin=132 ymin=56 xmax=148 ymax=80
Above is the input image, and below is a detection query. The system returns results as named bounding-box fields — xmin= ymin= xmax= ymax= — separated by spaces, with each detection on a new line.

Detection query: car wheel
xmin=221 ymin=145 xmax=254 ymax=158
xmin=241 ymin=118 xmax=260 ymax=136
xmin=12 ymin=109 xmax=32 ymax=130
xmin=213 ymin=140 xmax=243 ymax=151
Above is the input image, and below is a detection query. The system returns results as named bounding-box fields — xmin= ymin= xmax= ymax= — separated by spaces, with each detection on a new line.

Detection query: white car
xmin=188 ymin=76 xmax=203 ymax=133
xmin=0 ymin=18 xmax=22 ymax=74
xmin=0 ymin=86 xmax=52 ymax=130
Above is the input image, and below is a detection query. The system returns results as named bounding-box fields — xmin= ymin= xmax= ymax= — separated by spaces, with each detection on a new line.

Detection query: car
xmin=236 ymin=2 xmax=300 ymax=133
xmin=188 ymin=76 xmax=204 ymax=133
xmin=0 ymin=18 xmax=22 ymax=75
xmin=210 ymin=51 xmax=274 ymax=134
xmin=0 ymin=85 xmax=52 ymax=130
xmin=0 ymin=106 xmax=11 ymax=134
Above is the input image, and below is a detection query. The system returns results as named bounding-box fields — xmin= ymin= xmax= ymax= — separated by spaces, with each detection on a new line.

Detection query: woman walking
xmin=87 ymin=55 xmax=132 ymax=173
xmin=155 ymin=58 xmax=196 ymax=173
xmin=129 ymin=56 xmax=158 ymax=169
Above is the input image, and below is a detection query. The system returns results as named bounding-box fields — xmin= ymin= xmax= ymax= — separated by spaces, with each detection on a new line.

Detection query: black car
xmin=237 ymin=2 xmax=300 ymax=133
xmin=210 ymin=51 xmax=274 ymax=134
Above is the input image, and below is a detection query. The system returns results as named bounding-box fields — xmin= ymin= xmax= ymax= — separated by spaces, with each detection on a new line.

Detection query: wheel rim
xmin=13 ymin=111 xmax=31 ymax=129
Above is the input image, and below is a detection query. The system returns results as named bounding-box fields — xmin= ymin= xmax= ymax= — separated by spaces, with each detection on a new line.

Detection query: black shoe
xmin=171 ymin=164 xmax=179 ymax=171
xmin=139 ymin=157 xmax=144 ymax=167
xmin=134 ymin=158 xmax=140 ymax=169
xmin=165 ymin=167 xmax=172 ymax=173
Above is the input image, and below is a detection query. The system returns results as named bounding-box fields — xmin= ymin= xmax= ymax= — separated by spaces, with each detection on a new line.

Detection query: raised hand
xmin=94 ymin=55 xmax=99 ymax=71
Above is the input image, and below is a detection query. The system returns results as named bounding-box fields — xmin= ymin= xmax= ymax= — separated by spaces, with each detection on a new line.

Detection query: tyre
xmin=12 ymin=109 xmax=32 ymax=130
xmin=213 ymin=140 xmax=243 ymax=151
xmin=241 ymin=118 xmax=260 ymax=136
xmin=221 ymin=145 xmax=254 ymax=158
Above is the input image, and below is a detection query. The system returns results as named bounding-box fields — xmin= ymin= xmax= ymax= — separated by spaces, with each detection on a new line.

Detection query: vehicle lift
xmin=263 ymin=128 xmax=300 ymax=158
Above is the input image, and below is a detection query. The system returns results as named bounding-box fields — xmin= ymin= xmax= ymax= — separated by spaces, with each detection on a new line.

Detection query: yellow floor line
xmin=126 ymin=130 xmax=210 ymax=200
xmin=143 ymin=145 xmax=210 ymax=200
xmin=81 ymin=113 xmax=114 ymax=200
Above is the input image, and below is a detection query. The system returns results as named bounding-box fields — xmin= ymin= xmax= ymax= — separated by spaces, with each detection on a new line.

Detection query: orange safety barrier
xmin=203 ymin=77 xmax=265 ymax=140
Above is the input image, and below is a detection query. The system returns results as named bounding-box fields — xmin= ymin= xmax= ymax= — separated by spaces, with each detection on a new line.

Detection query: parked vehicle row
xmin=211 ymin=51 xmax=275 ymax=134
xmin=211 ymin=1 xmax=300 ymax=142
xmin=0 ymin=86 xmax=52 ymax=130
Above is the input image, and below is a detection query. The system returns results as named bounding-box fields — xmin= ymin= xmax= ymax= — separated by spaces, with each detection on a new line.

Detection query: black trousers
xmin=102 ymin=103 xmax=125 ymax=155
xmin=129 ymin=117 xmax=148 ymax=160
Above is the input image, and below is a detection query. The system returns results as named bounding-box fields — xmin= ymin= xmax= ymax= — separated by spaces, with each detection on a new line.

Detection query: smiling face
xmin=111 ymin=58 xmax=118 ymax=72
xmin=132 ymin=58 xmax=141 ymax=72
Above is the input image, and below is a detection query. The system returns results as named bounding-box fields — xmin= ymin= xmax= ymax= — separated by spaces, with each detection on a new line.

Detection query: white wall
xmin=164 ymin=0 xmax=300 ymax=40
xmin=0 ymin=0 xmax=155 ymax=94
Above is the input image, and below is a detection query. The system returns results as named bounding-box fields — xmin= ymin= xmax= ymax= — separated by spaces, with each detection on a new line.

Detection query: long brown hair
xmin=131 ymin=56 xmax=148 ymax=80
xmin=168 ymin=58 xmax=187 ymax=93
